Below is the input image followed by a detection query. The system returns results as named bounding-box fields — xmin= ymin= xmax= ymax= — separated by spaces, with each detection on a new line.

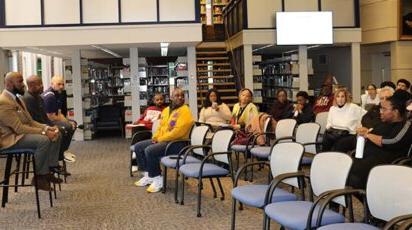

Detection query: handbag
xmin=324 ymin=128 xmax=349 ymax=142
xmin=232 ymin=130 xmax=253 ymax=145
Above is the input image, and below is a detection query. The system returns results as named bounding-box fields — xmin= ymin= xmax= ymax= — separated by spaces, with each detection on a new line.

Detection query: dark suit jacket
xmin=0 ymin=90 xmax=46 ymax=149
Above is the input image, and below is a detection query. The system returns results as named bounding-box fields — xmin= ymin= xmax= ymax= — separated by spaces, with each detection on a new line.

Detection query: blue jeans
xmin=134 ymin=140 xmax=186 ymax=177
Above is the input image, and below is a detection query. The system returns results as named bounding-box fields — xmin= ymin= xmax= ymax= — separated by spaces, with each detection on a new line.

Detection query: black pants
xmin=54 ymin=120 xmax=75 ymax=161
xmin=322 ymin=130 xmax=356 ymax=153
xmin=347 ymin=153 xmax=403 ymax=190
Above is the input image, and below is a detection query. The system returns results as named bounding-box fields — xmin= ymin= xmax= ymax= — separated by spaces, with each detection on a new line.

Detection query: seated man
xmin=133 ymin=93 xmax=165 ymax=131
xmin=348 ymin=90 xmax=412 ymax=190
xmin=134 ymin=88 xmax=194 ymax=193
xmin=293 ymin=91 xmax=315 ymax=124
xmin=42 ymin=75 xmax=76 ymax=163
xmin=22 ymin=75 xmax=70 ymax=176
xmin=0 ymin=72 xmax=62 ymax=191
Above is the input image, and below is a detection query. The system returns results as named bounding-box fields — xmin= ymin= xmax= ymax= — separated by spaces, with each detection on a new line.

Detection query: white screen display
xmin=276 ymin=12 xmax=333 ymax=45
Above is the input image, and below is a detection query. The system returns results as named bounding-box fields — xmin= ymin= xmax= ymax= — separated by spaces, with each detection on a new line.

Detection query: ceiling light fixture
xmin=160 ymin=42 xmax=169 ymax=56
xmin=91 ymin=45 xmax=122 ymax=58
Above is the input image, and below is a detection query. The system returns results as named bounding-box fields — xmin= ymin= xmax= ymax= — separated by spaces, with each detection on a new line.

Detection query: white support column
xmin=41 ymin=55 xmax=52 ymax=87
xmin=130 ymin=48 xmax=140 ymax=121
xmin=298 ymin=45 xmax=309 ymax=91
xmin=243 ymin=44 xmax=253 ymax=90
xmin=0 ymin=48 xmax=9 ymax=91
xmin=53 ymin=57 xmax=63 ymax=76
xmin=187 ymin=46 xmax=198 ymax=120
xmin=72 ymin=49 xmax=84 ymax=141
xmin=351 ymin=42 xmax=361 ymax=104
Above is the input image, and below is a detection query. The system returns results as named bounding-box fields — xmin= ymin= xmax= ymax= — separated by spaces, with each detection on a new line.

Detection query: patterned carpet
xmin=0 ymin=137 xmax=270 ymax=230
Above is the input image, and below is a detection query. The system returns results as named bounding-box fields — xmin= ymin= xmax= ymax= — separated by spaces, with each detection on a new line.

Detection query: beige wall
xmin=391 ymin=41 xmax=412 ymax=83
xmin=247 ymin=0 xmax=357 ymax=29
xmin=360 ymin=0 xmax=398 ymax=44
xmin=361 ymin=43 xmax=391 ymax=87
xmin=44 ymin=0 xmax=80 ymax=24
xmin=5 ymin=0 xmax=41 ymax=26
xmin=122 ymin=0 xmax=157 ymax=22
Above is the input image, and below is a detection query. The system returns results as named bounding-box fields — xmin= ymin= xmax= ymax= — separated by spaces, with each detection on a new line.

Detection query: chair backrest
xmin=211 ymin=129 xmax=234 ymax=164
xmin=270 ymin=142 xmax=304 ymax=188
xmin=310 ymin=152 xmax=353 ymax=206
xmin=190 ymin=125 xmax=210 ymax=156
xmin=263 ymin=116 xmax=272 ymax=132
xmin=151 ymin=119 xmax=161 ymax=133
xmin=275 ymin=119 xmax=297 ymax=140
xmin=315 ymin=112 xmax=329 ymax=135
xmin=295 ymin=123 xmax=320 ymax=154
xmin=367 ymin=165 xmax=412 ymax=221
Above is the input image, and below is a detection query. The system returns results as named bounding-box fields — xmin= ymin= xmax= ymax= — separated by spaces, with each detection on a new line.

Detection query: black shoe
xmin=31 ymin=175 xmax=53 ymax=191
xmin=47 ymin=174 xmax=63 ymax=184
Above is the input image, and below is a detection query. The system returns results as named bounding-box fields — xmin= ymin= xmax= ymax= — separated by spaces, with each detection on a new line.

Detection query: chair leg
xmin=130 ymin=151 xmax=133 ymax=177
xmin=243 ymin=152 xmax=248 ymax=181
xmin=231 ymin=198 xmax=237 ymax=230
xmin=180 ymin=174 xmax=185 ymax=205
xmin=57 ymin=173 xmax=62 ymax=191
xmin=250 ymin=155 xmax=254 ymax=182
xmin=53 ymin=181 xmax=57 ymax=199
xmin=216 ymin=177 xmax=225 ymax=201
xmin=174 ymin=169 xmax=179 ymax=203
xmin=162 ymin=165 xmax=167 ymax=193
xmin=197 ymin=178 xmax=203 ymax=217
xmin=25 ymin=156 xmax=30 ymax=179
xmin=239 ymin=202 xmax=244 ymax=210
xmin=49 ymin=186 xmax=54 ymax=207
xmin=14 ymin=155 xmax=21 ymax=192
xmin=62 ymin=161 xmax=67 ymax=183
xmin=2 ymin=154 xmax=13 ymax=207
xmin=31 ymin=156 xmax=41 ymax=219
xmin=21 ymin=154 xmax=28 ymax=186
xmin=209 ymin=178 xmax=217 ymax=198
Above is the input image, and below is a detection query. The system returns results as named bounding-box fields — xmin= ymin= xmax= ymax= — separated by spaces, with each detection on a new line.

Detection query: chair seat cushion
xmin=301 ymin=156 xmax=313 ymax=165
xmin=160 ymin=155 xmax=201 ymax=168
xmin=318 ymin=223 xmax=379 ymax=230
xmin=232 ymin=185 xmax=297 ymax=208
xmin=250 ymin=146 xmax=271 ymax=159
xmin=0 ymin=149 xmax=35 ymax=154
xmin=264 ymin=201 xmax=345 ymax=230
xmin=179 ymin=163 xmax=229 ymax=177
xmin=231 ymin=145 xmax=250 ymax=152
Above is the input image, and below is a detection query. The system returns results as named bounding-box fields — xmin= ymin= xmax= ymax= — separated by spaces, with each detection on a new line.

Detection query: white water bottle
xmin=355 ymin=135 xmax=365 ymax=159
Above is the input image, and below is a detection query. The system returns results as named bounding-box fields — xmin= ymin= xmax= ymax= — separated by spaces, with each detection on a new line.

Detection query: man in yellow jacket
xmin=134 ymin=88 xmax=194 ymax=193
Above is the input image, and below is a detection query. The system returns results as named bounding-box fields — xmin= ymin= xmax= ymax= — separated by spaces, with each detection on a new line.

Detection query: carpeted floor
xmin=0 ymin=137 xmax=271 ymax=229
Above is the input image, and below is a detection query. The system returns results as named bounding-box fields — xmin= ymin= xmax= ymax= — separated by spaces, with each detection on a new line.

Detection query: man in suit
xmin=22 ymin=75 xmax=71 ymax=176
xmin=0 ymin=72 xmax=62 ymax=191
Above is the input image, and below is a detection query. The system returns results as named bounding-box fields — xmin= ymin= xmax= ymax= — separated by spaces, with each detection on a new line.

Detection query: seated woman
xmin=198 ymin=88 xmax=232 ymax=127
xmin=361 ymin=84 xmax=380 ymax=110
xmin=293 ymin=91 xmax=315 ymax=124
xmin=348 ymin=90 xmax=412 ymax=190
xmin=322 ymin=88 xmax=366 ymax=152
xmin=231 ymin=88 xmax=259 ymax=130
xmin=270 ymin=89 xmax=294 ymax=121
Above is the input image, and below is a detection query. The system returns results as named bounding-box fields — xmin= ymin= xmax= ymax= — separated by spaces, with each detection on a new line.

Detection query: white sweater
xmin=326 ymin=103 xmax=366 ymax=134
xmin=360 ymin=94 xmax=380 ymax=109
xmin=198 ymin=103 xmax=232 ymax=126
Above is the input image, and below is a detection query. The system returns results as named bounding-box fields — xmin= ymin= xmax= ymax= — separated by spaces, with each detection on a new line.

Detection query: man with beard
xmin=42 ymin=75 xmax=76 ymax=163
xmin=0 ymin=72 xmax=62 ymax=191
xmin=133 ymin=88 xmax=194 ymax=193
xmin=23 ymin=75 xmax=71 ymax=176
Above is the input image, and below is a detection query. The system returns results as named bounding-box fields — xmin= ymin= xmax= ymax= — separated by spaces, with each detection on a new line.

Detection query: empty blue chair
xmin=231 ymin=142 xmax=304 ymax=230
xmin=263 ymin=152 xmax=353 ymax=230
xmin=318 ymin=165 xmax=412 ymax=230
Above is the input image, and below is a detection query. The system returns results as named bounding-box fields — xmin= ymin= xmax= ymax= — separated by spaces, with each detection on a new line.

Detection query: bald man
xmin=23 ymin=75 xmax=71 ymax=176
xmin=134 ymin=88 xmax=194 ymax=193
xmin=42 ymin=75 xmax=76 ymax=162
xmin=0 ymin=72 xmax=62 ymax=191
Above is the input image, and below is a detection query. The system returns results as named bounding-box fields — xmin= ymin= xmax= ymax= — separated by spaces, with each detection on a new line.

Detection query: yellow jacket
xmin=152 ymin=104 xmax=194 ymax=142
xmin=231 ymin=103 xmax=259 ymax=128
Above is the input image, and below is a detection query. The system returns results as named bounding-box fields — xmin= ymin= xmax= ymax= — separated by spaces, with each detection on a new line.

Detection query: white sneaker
xmin=131 ymin=166 xmax=138 ymax=173
xmin=134 ymin=172 xmax=152 ymax=187
xmin=132 ymin=152 xmax=136 ymax=160
xmin=64 ymin=151 xmax=76 ymax=163
xmin=146 ymin=176 xmax=163 ymax=193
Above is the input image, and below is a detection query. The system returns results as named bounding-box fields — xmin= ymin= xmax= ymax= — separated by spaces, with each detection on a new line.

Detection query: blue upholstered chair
xmin=178 ymin=129 xmax=234 ymax=217
xmin=231 ymin=142 xmax=304 ymax=230
xmin=263 ymin=152 xmax=353 ymax=230
xmin=318 ymin=165 xmax=412 ymax=230
xmin=160 ymin=124 xmax=211 ymax=202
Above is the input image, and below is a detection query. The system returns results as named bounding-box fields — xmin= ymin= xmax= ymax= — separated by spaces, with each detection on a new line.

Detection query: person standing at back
xmin=42 ymin=76 xmax=76 ymax=163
